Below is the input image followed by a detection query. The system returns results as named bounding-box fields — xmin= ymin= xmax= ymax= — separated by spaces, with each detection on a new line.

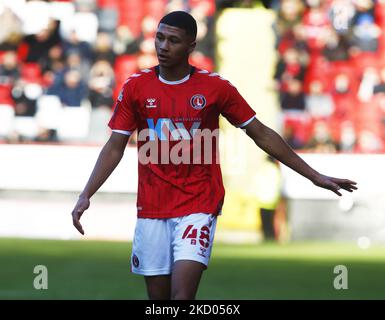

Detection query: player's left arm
xmin=243 ymin=118 xmax=358 ymax=196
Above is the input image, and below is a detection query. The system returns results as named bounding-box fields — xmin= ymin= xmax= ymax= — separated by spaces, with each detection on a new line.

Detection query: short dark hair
xmin=159 ymin=11 xmax=197 ymax=40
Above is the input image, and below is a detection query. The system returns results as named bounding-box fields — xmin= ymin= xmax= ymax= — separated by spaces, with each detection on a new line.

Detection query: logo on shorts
xmin=198 ymin=247 xmax=207 ymax=258
xmin=132 ymin=254 xmax=140 ymax=268
xmin=190 ymin=94 xmax=206 ymax=110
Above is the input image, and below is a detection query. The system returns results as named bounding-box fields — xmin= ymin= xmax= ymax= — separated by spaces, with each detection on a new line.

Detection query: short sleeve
xmin=217 ymin=80 xmax=256 ymax=128
xmin=108 ymin=81 xmax=138 ymax=134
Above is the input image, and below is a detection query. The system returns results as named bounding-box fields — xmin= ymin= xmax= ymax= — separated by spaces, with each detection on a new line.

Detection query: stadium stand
xmin=0 ymin=0 xmax=215 ymax=144
xmin=0 ymin=0 xmax=384 ymax=154
xmin=274 ymin=0 xmax=385 ymax=153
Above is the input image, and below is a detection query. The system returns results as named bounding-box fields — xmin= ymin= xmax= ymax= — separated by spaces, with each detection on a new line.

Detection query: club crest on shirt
xmin=132 ymin=254 xmax=140 ymax=268
xmin=190 ymin=94 xmax=206 ymax=110
xmin=145 ymin=98 xmax=157 ymax=108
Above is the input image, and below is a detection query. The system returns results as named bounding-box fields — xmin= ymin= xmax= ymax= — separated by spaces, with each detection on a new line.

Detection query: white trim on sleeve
xmin=112 ymin=129 xmax=132 ymax=136
xmin=237 ymin=116 xmax=256 ymax=128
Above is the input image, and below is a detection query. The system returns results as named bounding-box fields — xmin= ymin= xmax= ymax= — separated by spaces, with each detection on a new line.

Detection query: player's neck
xmin=159 ymin=63 xmax=192 ymax=82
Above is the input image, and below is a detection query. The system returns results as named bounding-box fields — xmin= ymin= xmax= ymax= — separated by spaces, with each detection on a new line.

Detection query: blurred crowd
xmin=0 ymin=0 xmax=215 ymax=143
xmin=273 ymin=0 xmax=385 ymax=153
xmin=1 ymin=0 xmax=384 ymax=154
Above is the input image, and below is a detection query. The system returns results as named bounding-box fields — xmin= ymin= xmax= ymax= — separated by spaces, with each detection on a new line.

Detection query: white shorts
xmin=131 ymin=213 xmax=217 ymax=276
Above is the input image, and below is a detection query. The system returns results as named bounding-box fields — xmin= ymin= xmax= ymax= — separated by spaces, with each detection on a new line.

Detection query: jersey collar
xmin=155 ymin=65 xmax=195 ymax=85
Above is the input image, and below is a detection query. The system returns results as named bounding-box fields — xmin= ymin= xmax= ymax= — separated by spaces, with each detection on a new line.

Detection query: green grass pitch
xmin=1 ymin=238 xmax=384 ymax=299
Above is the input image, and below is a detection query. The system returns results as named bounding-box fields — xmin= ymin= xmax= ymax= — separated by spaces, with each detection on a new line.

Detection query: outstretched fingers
xmin=330 ymin=184 xmax=342 ymax=196
xmin=333 ymin=179 xmax=358 ymax=192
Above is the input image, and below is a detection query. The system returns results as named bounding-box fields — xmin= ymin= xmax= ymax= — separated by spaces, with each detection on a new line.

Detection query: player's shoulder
xmin=193 ymin=67 xmax=235 ymax=88
xmin=122 ymin=67 xmax=157 ymax=88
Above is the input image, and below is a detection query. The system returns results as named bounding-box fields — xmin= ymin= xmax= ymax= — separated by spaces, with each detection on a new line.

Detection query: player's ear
xmin=188 ymin=40 xmax=196 ymax=54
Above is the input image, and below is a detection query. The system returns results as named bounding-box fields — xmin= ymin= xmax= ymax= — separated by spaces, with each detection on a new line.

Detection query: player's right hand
xmin=71 ymin=196 xmax=90 ymax=235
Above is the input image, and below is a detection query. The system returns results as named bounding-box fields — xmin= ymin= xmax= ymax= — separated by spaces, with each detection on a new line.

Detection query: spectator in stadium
xmin=137 ymin=16 xmax=159 ymax=70
xmin=339 ymin=120 xmax=357 ymax=152
xmin=113 ymin=25 xmax=141 ymax=56
xmin=190 ymin=0 xmax=216 ymax=59
xmin=11 ymin=80 xmax=40 ymax=117
xmin=305 ymin=80 xmax=335 ymax=118
xmin=88 ymin=60 xmax=115 ymax=109
xmin=356 ymin=129 xmax=384 ymax=152
xmin=357 ymin=67 xmax=380 ymax=102
xmin=274 ymin=47 xmax=307 ymax=115
xmin=328 ymin=0 xmax=356 ymax=35
xmin=322 ymin=28 xmax=350 ymax=61
xmin=305 ymin=120 xmax=339 ymax=152
xmin=0 ymin=51 xmax=20 ymax=85
xmin=353 ymin=0 xmax=375 ymax=23
xmin=282 ymin=124 xmax=305 ymax=149
xmin=291 ymin=24 xmax=310 ymax=64
xmin=71 ymin=11 xmax=358 ymax=300
xmin=373 ymin=67 xmax=385 ymax=95
xmin=302 ymin=0 xmax=331 ymax=52
xmin=65 ymin=51 xmax=91 ymax=82
xmin=0 ymin=3 xmax=22 ymax=51
xmin=350 ymin=13 xmax=381 ymax=53
xmin=93 ymin=32 xmax=116 ymax=65
xmin=40 ymin=45 xmax=66 ymax=87
xmin=273 ymin=0 xmax=305 ymax=45
xmin=47 ymin=69 xmax=87 ymax=107
xmin=274 ymin=47 xmax=306 ymax=85
xmin=62 ymin=30 xmax=94 ymax=65
xmin=280 ymin=78 xmax=306 ymax=111
xmin=22 ymin=19 xmax=61 ymax=63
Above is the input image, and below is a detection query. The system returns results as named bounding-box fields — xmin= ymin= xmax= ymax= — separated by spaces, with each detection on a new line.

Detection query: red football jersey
xmin=108 ymin=66 xmax=256 ymax=218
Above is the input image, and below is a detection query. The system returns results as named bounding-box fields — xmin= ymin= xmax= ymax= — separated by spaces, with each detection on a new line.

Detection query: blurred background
xmin=1 ymin=0 xmax=385 ymax=299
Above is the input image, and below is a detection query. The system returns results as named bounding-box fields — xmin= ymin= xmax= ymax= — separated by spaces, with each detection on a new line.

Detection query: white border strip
xmin=237 ymin=116 xmax=255 ymax=128
xmin=112 ymin=129 xmax=132 ymax=136
xmin=159 ymin=74 xmax=190 ymax=85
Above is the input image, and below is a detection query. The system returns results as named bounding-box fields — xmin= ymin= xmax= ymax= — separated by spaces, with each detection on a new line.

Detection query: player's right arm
xmin=71 ymin=132 xmax=130 ymax=235
xmin=72 ymin=75 xmax=138 ymax=235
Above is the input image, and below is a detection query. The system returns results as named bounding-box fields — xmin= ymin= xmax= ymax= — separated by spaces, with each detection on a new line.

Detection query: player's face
xmin=155 ymin=23 xmax=196 ymax=68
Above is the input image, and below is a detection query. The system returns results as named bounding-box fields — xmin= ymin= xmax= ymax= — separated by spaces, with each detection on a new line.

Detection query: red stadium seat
xmin=0 ymin=51 xmax=6 ymax=64
xmin=0 ymin=84 xmax=13 ymax=105
xmin=303 ymin=56 xmax=332 ymax=93
xmin=97 ymin=0 xmax=118 ymax=9
xmin=283 ymin=112 xmax=313 ymax=145
xmin=375 ymin=2 xmax=385 ymax=26
xmin=189 ymin=53 xmax=214 ymax=72
xmin=114 ymin=55 xmax=139 ymax=98
xmin=17 ymin=42 xmax=29 ymax=62
xmin=189 ymin=0 xmax=216 ymax=16
xmin=118 ymin=0 xmax=145 ymax=37
xmin=350 ymin=52 xmax=381 ymax=73
xmin=145 ymin=0 xmax=167 ymax=21
xmin=21 ymin=63 xmax=42 ymax=83
xmin=329 ymin=61 xmax=360 ymax=94
xmin=114 ymin=55 xmax=138 ymax=77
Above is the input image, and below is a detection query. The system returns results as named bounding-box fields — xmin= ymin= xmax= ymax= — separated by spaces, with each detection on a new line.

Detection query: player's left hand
xmin=312 ymin=174 xmax=358 ymax=196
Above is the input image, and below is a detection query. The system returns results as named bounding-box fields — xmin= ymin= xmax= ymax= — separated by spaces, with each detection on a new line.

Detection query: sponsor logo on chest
xmin=145 ymin=98 xmax=157 ymax=108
